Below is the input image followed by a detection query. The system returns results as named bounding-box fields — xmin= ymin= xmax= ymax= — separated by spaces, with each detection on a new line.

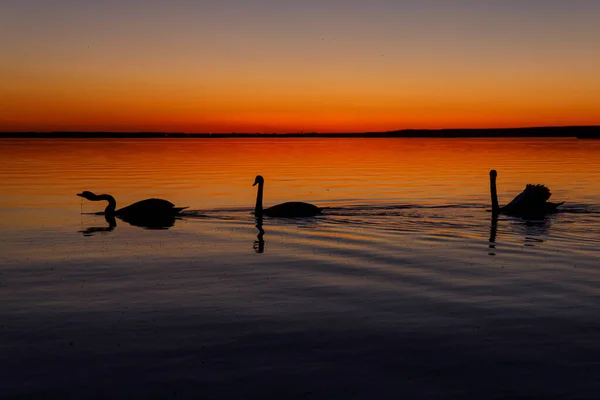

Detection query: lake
xmin=1 ymin=138 xmax=600 ymax=399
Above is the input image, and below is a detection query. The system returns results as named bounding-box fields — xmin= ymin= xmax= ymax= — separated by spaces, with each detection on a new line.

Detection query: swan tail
xmin=547 ymin=201 xmax=565 ymax=210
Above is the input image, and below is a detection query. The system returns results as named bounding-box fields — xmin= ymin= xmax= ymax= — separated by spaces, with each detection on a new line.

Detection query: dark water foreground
xmin=4 ymin=314 xmax=599 ymax=399
xmin=2 ymin=208 xmax=599 ymax=399
xmin=3 ymin=292 xmax=598 ymax=399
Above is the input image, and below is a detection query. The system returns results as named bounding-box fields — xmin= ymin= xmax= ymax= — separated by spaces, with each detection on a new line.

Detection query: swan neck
xmin=255 ymin=181 xmax=264 ymax=216
xmin=98 ymin=194 xmax=117 ymax=215
xmin=490 ymin=176 xmax=499 ymax=213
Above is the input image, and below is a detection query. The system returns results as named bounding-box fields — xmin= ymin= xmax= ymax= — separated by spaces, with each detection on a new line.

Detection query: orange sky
xmin=2 ymin=1 xmax=600 ymax=133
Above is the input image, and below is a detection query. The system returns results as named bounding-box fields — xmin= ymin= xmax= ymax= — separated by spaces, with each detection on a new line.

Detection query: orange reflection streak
xmin=2 ymin=138 xmax=600 ymax=219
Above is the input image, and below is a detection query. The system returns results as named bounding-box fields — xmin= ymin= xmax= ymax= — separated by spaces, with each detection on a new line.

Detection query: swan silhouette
xmin=253 ymin=175 xmax=322 ymax=217
xmin=77 ymin=191 xmax=187 ymax=227
xmin=489 ymin=170 xmax=563 ymax=217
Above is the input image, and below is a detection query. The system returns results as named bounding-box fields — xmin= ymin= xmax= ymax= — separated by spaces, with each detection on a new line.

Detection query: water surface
xmin=1 ymin=138 xmax=599 ymax=399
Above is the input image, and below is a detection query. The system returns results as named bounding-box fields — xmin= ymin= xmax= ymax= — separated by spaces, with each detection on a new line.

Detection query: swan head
xmin=253 ymin=175 xmax=264 ymax=186
xmin=77 ymin=191 xmax=99 ymax=200
xmin=489 ymin=170 xmax=497 ymax=179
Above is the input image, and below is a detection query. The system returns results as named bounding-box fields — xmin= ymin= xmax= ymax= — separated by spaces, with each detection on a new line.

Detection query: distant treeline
xmin=2 ymin=126 xmax=600 ymax=139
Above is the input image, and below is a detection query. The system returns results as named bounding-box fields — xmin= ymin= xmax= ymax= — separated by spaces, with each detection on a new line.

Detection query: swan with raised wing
xmin=489 ymin=170 xmax=563 ymax=217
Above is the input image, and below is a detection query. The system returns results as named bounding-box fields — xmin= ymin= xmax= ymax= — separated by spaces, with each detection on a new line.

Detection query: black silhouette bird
xmin=77 ymin=191 xmax=187 ymax=228
xmin=489 ymin=170 xmax=563 ymax=217
xmin=253 ymin=175 xmax=322 ymax=217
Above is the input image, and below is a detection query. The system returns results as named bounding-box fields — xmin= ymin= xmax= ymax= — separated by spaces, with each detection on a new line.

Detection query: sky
xmin=1 ymin=0 xmax=600 ymax=133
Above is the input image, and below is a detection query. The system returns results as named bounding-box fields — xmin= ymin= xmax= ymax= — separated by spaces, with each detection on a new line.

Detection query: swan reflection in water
xmin=254 ymin=217 xmax=265 ymax=253
xmin=488 ymin=213 xmax=554 ymax=255
xmin=488 ymin=214 xmax=499 ymax=255
xmin=252 ymin=214 xmax=324 ymax=253
xmin=79 ymin=215 xmax=117 ymax=236
xmin=79 ymin=213 xmax=180 ymax=236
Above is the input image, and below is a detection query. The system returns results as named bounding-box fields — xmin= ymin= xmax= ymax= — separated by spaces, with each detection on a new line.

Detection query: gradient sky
xmin=2 ymin=0 xmax=600 ymax=132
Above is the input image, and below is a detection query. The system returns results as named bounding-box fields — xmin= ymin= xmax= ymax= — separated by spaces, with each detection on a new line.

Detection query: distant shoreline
xmin=1 ymin=126 xmax=600 ymax=139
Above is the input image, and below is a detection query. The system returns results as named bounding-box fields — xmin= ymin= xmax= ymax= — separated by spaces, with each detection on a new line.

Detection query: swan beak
xmin=76 ymin=192 xmax=84 ymax=197
xmin=252 ymin=182 xmax=258 ymax=186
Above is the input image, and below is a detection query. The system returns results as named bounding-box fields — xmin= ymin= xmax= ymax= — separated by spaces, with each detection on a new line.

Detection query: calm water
xmin=1 ymin=138 xmax=600 ymax=399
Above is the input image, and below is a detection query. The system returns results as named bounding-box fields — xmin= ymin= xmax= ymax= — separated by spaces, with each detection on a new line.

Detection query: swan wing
xmin=504 ymin=184 xmax=552 ymax=211
xmin=265 ymin=202 xmax=321 ymax=217
xmin=117 ymin=198 xmax=183 ymax=215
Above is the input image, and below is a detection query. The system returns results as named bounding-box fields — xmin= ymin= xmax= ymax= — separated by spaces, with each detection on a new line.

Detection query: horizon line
xmin=1 ymin=125 xmax=600 ymax=139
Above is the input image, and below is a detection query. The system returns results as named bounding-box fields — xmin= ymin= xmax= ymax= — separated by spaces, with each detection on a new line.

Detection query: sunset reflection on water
xmin=2 ymin=138 xmax=600 ymax=398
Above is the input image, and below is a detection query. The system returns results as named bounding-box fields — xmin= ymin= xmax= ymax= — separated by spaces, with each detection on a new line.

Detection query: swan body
xmin=253 ymin=175 xmax=322 ymax=217
xmin=489 ymin=170 xmax=563 ymax=217
xmin=77 ymin=191 xmax=187 ymax=218
xmin=260 ymin=201 xmax=322 ymax=217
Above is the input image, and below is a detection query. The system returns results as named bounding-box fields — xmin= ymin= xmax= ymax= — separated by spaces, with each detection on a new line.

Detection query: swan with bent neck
xmin=253 ymin=175 xmax=322 ymax=217
xmin=77 ymin=191 xmax=187 ymax=218
xmin=489 ymin=170 xmax=563 ymax=217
